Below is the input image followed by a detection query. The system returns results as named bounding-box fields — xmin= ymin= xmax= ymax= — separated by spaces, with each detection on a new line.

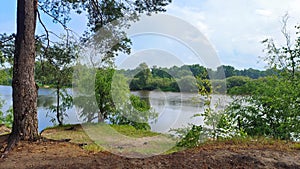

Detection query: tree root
xmin=1 ymin=134 xmax=19 ymax=158
xmin=0 ymin=135 xmax=73 ymax=158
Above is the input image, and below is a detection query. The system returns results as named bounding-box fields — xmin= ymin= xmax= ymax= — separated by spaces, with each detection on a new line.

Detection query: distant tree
xmin=226 ymin=76 xmax=251 ymax=94
xmin=177 ymin=76 xmax=198 ymax=92
xmin=188 ymin=64 xmax=208 ymax=78
xmin=151 ymin=66 xmax=172 ymax=78
xmin=214 ymin=65 xmax=235 ymax=79
xmin=131 ymin=63 xmax=152 ymax=90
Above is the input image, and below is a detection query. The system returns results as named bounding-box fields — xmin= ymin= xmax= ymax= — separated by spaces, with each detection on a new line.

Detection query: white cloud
xmin=255 ymin=9 xmax=272 ymax=17
xmin=164 ymin=0 xmax=300 ymax=69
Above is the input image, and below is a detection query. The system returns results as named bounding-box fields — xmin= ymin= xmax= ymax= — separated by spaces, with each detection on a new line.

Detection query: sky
xmin=1 ymin=0 xmax=300 ymax=70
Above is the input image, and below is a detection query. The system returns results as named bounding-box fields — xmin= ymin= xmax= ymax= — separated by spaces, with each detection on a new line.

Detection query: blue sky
xmin=1 ymin=0 xmax=300 ymax=70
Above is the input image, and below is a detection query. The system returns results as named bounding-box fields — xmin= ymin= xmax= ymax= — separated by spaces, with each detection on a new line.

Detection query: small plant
xmin=0 ymin=98 xmax=13 ymax=128
xmin=175 ymin=125 xmax=203 ymax=148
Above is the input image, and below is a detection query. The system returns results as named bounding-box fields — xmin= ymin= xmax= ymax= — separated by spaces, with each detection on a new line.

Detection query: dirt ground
xmin=0 ymin=134 xmax=299 ymax=169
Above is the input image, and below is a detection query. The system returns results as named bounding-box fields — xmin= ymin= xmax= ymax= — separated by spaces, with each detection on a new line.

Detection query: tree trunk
xmin=57 ymin=84 xmax=62 ymax=126
xmin=98 ymin=110 xmax=104 ymax=123
xmin=7 ymin=0 xmax=39 ymax=147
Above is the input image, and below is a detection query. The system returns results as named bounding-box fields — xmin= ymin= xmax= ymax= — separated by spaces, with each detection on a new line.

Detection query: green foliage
xmin=173 ymin=77 xmax=248 ymax=148
xmin=37 ymin=39 xmax=78 ymax=125
xmin=0 ymin=33 xmax=15 ymax=65
xmin=175 ymin=125 xmax=203 ymax=148
xmin=0 ymin=69 xmax=12 ymax=85
xmin=226 ymin=19 xmax=300 ymax=141
xmin=35 ymin=40 xmax=78 ymax=88
xmin=123 ymin=63 xmax=271 ymax=93
xmin=226 ymin=76 xmax=251 ymax=95
xmin=226 ymin=76 xmax=300 ymax=140
xmin=110 ymin=72 xmax=158 ymax=129
xmin=226 ymin=76 xmax=251 ymax=89
xmin=0 ymin=99 xmax=13 ymax=128
xmin=75 ymin=66 xmax=157 ymax=130
xmin=95 ymin=68 xmax=116 ymax=122
xmin=47 ymin=89 xmax=73 ymax=125
xmin=111 ymin=92 xmax=156 ymax=130
xmin=110 ymin=124 xmax=158 ymax=137
xmin=39 ymin=0 xmax=171 ymax=64
xmin=130 ymin=63 xmax=153 ymax=90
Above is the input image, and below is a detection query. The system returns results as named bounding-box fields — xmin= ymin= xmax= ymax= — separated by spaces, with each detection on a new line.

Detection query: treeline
xmin=0 ymin=63 xmax=275 ymax=94
xmin=0 ymin=63 xmax=73 ymax=88
xmin=121 ymin=64 xmax=274 ymax=80
xmin=118 ymin=63 xmax=275 ymax=93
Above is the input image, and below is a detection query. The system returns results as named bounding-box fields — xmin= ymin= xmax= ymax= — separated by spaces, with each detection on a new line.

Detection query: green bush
xmin=176 ymin=125 xmax=203 ymax=148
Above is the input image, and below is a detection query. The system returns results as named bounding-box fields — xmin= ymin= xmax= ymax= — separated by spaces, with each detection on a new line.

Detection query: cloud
xmin=117 ymin=49 xmax=184 ymax=69
xmin=163 ymin=0 xmax=300 ymax=69
xmin=255 ymin=9 xmax=272 ymax=17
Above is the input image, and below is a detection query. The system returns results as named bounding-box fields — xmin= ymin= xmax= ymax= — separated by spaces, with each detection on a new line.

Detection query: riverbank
xmin=0 ymin=124 xmax=299 ymax=168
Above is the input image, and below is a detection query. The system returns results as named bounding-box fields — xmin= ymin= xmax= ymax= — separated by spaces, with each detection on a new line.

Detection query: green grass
xmin=293 ymin=143 xmax=300 ymax=150
xmin=41 ymin=123 xmax=175 ymax=154
xmin=110 ymin=124 xmax=159 ymax=138
xmin=42 ymin=124 xmax=300 ymax=155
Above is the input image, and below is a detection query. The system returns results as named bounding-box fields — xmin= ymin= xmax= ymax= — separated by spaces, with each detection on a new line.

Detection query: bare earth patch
xmin=0 ymin=125 xmax=299 ymax=169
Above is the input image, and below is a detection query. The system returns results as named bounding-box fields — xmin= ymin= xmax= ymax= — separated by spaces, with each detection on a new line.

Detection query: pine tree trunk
xmin=9 ymin=0 xmax=39 ymax=143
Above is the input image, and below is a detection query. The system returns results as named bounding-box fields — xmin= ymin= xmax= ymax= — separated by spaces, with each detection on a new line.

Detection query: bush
xmin=176 ymin=125 xmax=203 ymax=148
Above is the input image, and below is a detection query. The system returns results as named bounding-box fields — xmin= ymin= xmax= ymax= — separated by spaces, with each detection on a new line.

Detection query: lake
xmin=0 ymin=85 xmax=230 ymax=133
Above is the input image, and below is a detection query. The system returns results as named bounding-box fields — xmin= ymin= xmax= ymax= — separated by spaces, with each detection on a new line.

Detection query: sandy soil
xmin=0 ymin=135 xmax=299 ymax=169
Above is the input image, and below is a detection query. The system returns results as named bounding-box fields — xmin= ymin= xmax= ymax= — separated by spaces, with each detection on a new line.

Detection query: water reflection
xmin=1 ymin=85 xmax=230 ymax=133
xmin=37 ymin=95 xmax=55 ymax=108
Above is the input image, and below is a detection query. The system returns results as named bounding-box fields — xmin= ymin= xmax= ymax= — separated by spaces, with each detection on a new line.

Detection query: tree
xmin=226 ymin=76 xmax=251 ymax=94
xmin=7 ymin=0 xmax=39 ymax=151
xmin=110 ymin=73 xmax=157 ymax=130
xmin=36 ymin=41 xmax=78 ymax=126
xmin=177 ymin=76 xmax=198 ymax=92
xmin=1 ymin=0 xmax=172 ymax=156
xmin=130 ymin=63 xmax=152 ymax=90
xmin=75 ymin=68 xmax=157 ymax=130
xmin=95 ymin=68 xmax=115 ymax=122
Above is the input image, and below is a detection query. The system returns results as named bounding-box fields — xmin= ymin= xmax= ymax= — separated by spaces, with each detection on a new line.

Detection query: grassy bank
xmin=41 ymin=124 xmax=176 ymax=156
xmin=41 ymin=124 xmax=300 ymax=156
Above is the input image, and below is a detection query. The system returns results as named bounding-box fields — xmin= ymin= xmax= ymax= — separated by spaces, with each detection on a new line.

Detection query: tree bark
xmin=7 ymin=0 xmax=39 ymax=147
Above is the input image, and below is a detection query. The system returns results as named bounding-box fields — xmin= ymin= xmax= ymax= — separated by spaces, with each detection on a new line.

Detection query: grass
xmin=189 ymin=136 xmax=300 ymax=152
xmin=41 ymin=124 xmax=300 ymax=155
xmin=41 ymin=123 xmax=175 ymax=155
xmin=293 ymin=143 xmax=300 ymax=150
xmin=110 ymin=124 xmax=159 ymax=138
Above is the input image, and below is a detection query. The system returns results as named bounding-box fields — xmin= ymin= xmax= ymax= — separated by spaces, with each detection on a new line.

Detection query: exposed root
xmin=1 ymin=134 xmax=19 ymax=158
